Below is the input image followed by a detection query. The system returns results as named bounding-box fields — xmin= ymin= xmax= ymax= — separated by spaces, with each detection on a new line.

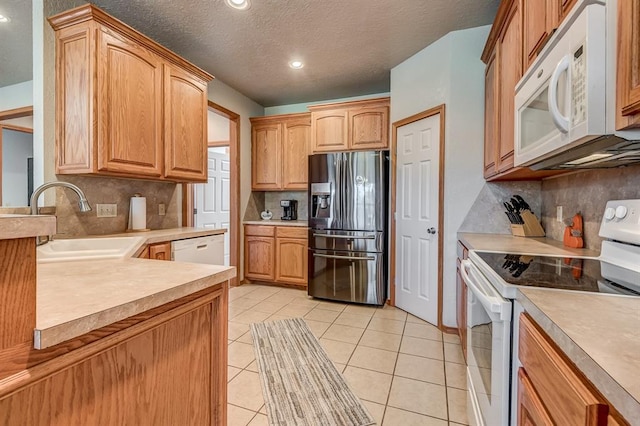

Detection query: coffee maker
xmin=280 ymin=199 xmax=298 ymax=220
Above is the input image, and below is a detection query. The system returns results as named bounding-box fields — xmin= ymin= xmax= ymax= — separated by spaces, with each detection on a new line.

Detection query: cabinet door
xmin=616 ymin=0 xmax=640 ymax=130
xmin=523 ymin=0 xmax=557 ymax=67
xmin=163 ymin=65 xmax=208 ymax=182
xmin=245 ymin=236 xmax=275 ymax=281
xmin=311 ymin=110 xmax=348 ymax=152
xmin=557 ymin=0 xmax=578 ymax=24
xmin=96 ymin=28 xmax=163 ymax=177
xmin=149 ymin=242 xmax=171 ymax=261
xmin=484 ymin=49 xmax=499 ymax=178
xmin=275 ymin=238 xmax=308 ymax=286
xmin=252 ymin=123 xmax=282 ymax=190
xmin=282 ymin=118 xmax=310 ymax=190
xmin=497 ymin=1 xmax=522 ymax=173
xmin=348 ymin=105 xmax=389 ymax=150
xmin=517 ymin=368 xmax=554 ymax=426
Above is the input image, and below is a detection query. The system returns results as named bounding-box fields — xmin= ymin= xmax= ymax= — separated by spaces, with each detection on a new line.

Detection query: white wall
xmin=391 ymin=25 xmax=490 ymax=328
xmin=0 ymin=81 xmax=33 ymax=112
xmin=208 ymin=109 xmax=231 ymax=142
xmin=2 ymin=129 xmax=34 ymax=206
xmin=207 ymin=78 xmax=265 ymax=280
xmin=264 ymin=92 xmax=390 ymax=116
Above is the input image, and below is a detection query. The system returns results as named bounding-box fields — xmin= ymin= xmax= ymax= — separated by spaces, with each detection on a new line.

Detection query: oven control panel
xmin=599 ymin=199 xmax=640 ymax=244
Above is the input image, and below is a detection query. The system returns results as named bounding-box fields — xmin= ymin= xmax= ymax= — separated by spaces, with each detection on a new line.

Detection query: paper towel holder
xmin=127 ymin=193 xmax=150 ymax=232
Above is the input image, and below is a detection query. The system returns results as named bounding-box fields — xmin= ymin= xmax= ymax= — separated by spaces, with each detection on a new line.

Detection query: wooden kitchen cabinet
xmin=148 ymin=242 xmax=172 ymax=261
xmin=244 ymin=225 xmax=308 ymax=287
xmin=522 ymin=0 xmax=558 ymax=67
xmin=275 ymin=227 xmax=308 ymax=285
xmin=250 ymin=113 xmax=310 ymax=191
xmin=309 ymin=97 xmax=390 ymax=153
xmin=49 ymin=5 xmax=212 ymax=183
xmin=616 ymin=0 xmax=640 ymax=130
xmin=481 ymin=1 xmax=566 ymax=181
xmin=163 ymin=64 xmax=208 ymax=181
xmin=518 ymin=313 xmax=620 ymax=425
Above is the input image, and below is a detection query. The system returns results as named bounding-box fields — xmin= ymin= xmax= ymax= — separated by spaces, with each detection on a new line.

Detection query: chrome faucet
xmin=30 ymin=181 xmax=92 ymax=245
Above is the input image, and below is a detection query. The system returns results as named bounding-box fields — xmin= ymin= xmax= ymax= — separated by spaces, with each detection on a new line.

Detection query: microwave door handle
xmin=548 ymin=54 xmax=570 ymax=133
xmin=460 ymin=260 xmax=511 ymax=320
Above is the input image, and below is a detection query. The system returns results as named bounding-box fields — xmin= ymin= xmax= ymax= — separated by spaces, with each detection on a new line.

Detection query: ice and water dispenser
xmin=311 ymin=183 xmax=332 ymax=219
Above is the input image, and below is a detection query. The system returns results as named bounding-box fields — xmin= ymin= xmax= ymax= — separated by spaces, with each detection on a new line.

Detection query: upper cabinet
xmin=481 ymin=0 xmax=578 ymax=181
xmin=250 ymin=113 xmax=310 ymax=191
xmin=616 ymin=0 xmax=640 ymax=130
xmin=309 ymin=97 xmax=389 ymax=153
xmin=49 ymin=5 xmax=212 ymax=183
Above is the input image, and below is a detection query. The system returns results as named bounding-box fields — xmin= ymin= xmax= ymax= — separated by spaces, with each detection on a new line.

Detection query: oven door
xmin=460 ymin=259 xmax=512 ymax=426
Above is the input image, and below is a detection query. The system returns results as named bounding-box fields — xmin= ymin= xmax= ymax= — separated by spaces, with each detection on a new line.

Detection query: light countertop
xmin=36 ymin=259 xmax=235 ymax=349
xmin=517 ymin=288 xmax=640 ymax=422
xmin=244 ymin=220 xmax=309 ymax=227
xmin=0 ymin=214 xmax=56 ymax=240
xmin=35 ymin=226 xmax=233 ymax=349
xmin=458 ymin=232 xmax=600 ymax=257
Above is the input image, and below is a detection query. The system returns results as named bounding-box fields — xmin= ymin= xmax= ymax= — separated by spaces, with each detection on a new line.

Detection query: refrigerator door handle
xmin=312 ymin=233 xmax=376 ymax=240
xmin=313 ymin=253 xmax=376 ymax=261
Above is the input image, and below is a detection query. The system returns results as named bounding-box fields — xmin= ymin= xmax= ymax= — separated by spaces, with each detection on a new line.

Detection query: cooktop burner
xmin=474 ymin=252 xmax=638 ymax=295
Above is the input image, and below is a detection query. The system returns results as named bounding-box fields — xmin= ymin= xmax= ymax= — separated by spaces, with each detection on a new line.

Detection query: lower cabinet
xmin=138 ymin=241 xmax=172 ymax=261
xmin=518 ymin=313 xmax=625 ymax=425
xmin=0 ymin=286 xmax=228 ymax=425
xmin=245 ymin=225 xmax=308 ymax=287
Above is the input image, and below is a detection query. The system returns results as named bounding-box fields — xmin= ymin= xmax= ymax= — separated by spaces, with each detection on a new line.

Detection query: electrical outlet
xmin=158 ymin=203 xmax=166 ymax=216
xmin=556 ymin=206 xmax=563 ymax=222
xmin=96 ymin=203 xmax=117 ymax=218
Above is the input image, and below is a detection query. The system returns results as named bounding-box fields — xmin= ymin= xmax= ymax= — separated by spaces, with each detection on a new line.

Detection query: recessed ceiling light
xmin=0 ymin=15 xmax=10 ymax=23
xmin=225 ymin=0 xmax=250 ymax=10
xmin=289 ymin=61 xmax=304 ymax=69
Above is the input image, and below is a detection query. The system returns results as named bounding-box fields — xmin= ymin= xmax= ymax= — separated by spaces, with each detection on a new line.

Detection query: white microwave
xmin=514 ymin=0 xmax=640 ymax=170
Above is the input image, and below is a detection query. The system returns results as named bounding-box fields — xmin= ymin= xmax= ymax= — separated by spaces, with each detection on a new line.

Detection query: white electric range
xmin=460 ymin=199 xmax=640 ymax=426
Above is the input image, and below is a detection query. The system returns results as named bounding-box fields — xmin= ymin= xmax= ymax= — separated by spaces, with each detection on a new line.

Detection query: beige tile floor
xmin=227 ymin=284 xmax=469 ymax=426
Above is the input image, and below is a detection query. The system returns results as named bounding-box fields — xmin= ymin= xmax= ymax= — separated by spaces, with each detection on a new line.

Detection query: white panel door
xmin=395 ymin=114 xmax=441 ymax=324
xmin=195 ymin=147 xmax=231 ymax=265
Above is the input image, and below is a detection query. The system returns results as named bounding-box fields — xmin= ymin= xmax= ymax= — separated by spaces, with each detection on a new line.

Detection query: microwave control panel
xmin=571 ymin=43 xmax=587 ymax=126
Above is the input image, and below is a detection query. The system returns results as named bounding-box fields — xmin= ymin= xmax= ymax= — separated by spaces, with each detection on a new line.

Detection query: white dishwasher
xmin=171 ymin=235 xmax=224 ymax=265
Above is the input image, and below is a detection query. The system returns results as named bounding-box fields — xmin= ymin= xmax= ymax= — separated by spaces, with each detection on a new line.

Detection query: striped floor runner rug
xmin=250 ymin=318 xmax=375 ymax=426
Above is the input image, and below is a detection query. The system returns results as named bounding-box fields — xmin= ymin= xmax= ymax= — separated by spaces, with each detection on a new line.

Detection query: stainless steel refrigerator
xmin=308 ymin=150 xmax=389 ymax=305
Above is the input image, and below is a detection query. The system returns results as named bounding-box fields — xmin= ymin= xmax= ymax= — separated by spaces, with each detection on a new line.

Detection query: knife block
xmin=510 ymin=211 xmax=546 ymax=237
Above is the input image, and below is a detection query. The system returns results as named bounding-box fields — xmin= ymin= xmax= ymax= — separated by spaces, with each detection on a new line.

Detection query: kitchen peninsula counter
xmin=458 ymin=232 xmax=601 ymax=257
xmin=517 ymin=288 xmax=640 ymax=423
xmin=36 ymin=258 xmax=234 ymax=349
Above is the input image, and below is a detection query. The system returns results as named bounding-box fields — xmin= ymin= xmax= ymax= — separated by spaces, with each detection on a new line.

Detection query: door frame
xmin=389 ymin=104 xmax=446 ymax=329
xmin=182 ymin=101 xmax=240 ymax=286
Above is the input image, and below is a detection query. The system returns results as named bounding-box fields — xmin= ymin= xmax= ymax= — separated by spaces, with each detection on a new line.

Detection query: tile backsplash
xmin=540 ymin=164 xmax=640 ymax=250
xmin=53 ymin=176 xmax=179 ymax=237
xmin=459 ymin=181 xmax=543 ymax=234
xmin=265 ymin=191 xmax=308 ymax=220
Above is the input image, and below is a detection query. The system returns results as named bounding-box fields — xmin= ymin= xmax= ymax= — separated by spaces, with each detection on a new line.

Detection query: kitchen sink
xmin=37 ymin=236 xmax=146 ymax=263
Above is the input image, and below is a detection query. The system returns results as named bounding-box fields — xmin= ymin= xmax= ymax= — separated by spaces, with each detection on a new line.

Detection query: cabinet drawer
xmin=276 ymin=227 xmax=308 ymax=239
xmin=245 ymin=225 xmax=275 ymax=237
xmin=519 ymin=313 xmax=608 ymax=425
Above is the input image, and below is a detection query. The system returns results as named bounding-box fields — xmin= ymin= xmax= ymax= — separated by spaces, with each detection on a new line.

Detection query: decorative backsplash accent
xmin=540 ymin=164 xmax=640 ymax=251
xmin=53 ymin=176 xmax=179 ymax=237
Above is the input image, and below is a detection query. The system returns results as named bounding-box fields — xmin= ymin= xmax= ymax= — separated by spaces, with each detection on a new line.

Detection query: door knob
xmin=427 ymin=227 xmax=436 ymax=234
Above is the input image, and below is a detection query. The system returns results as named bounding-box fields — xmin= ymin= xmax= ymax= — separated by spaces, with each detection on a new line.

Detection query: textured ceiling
xmin=0 ymin=0 xmax=32 ymax=87
xmin=90 ymin=0 xmax=499 ymax=106
xmin=0 ymin=0 xmax=499 ymax=106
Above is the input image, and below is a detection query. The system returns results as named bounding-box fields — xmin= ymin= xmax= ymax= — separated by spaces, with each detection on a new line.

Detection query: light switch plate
xmin=96 ymin=203 xmax=117 ymax=217
xmin=556 ymin=206 xmax=563 ymax=222
xmin=158 ymin=203 xmax=166 ymax=216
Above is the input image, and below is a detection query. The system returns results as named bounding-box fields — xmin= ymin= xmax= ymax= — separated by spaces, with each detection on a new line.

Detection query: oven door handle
xmin=461 ymin=259 xmax=511 ymax=320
